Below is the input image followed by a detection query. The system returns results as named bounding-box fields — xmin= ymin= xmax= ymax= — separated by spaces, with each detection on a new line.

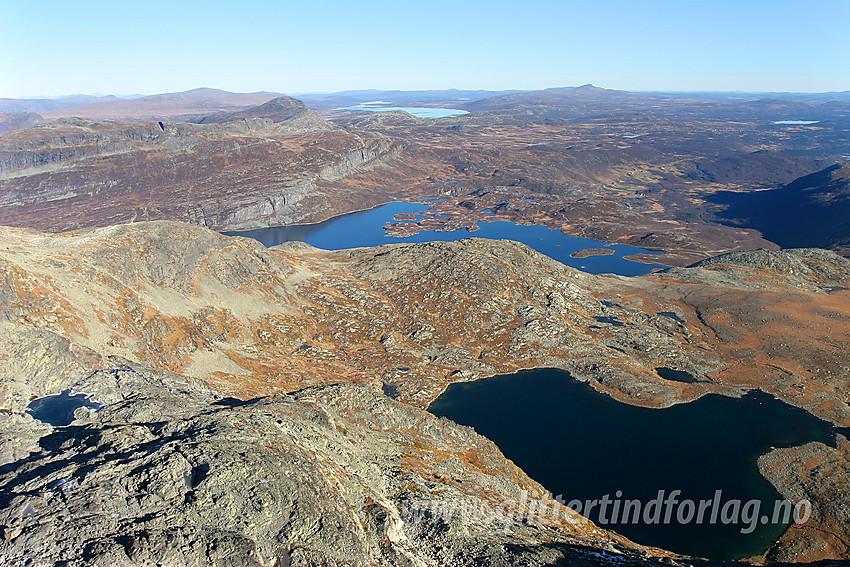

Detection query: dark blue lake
xmin=226 ymin=202 xmax=666 ymax=276
xmin=428 ymin=368 xmax=839 ymax=560
xmin=26 ymin=389 xmax=101 ymax=427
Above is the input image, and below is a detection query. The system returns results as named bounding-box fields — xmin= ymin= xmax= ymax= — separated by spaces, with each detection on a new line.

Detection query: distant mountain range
xmin=6 ymin=85 xmax=850 ymax=123
xmin=0 ymin=88 xmax=516 ymax=121
xmin=0 ymin=88 xmax=285 ymax=122
xmin=0 ymin=94 xmax=132 ymax=113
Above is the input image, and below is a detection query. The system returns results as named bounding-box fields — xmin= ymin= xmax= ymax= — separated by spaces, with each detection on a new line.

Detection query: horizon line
xmin=4 ymin=84 xmax=850 ymax=101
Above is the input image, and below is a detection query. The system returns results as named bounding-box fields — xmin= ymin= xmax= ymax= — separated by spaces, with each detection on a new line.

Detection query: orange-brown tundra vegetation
xmin=0 ymin=221 xmax=848 ymax=563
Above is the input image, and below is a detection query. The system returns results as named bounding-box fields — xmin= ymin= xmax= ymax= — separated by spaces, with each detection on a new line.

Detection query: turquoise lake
xmin=336 ymin=105 xmax=470 ymax=118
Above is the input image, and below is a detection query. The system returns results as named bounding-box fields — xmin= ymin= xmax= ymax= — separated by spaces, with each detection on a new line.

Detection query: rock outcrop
xmin=2 ymin=360 xmax=666 ymax=566
xmin=0 ymin=317 xmax=673 ymax=566
xmin=759 ymin=438 xmax=850 ymax=562
xmin=196 ymin=96 xmax=337 ymax=136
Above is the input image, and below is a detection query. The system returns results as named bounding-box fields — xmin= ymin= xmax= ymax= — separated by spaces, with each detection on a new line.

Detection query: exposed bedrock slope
xmin=2 ymin=362 xmax=662 ymax=567
xmin=0 ymin=109 xmax=403 ymax=232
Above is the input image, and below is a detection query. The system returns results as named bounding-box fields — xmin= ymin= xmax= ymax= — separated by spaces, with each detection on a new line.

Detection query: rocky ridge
xmin=0 ymin=110 xmax=402 ymax=231
xmin=196 ymin=96 xmax=337 ymax=135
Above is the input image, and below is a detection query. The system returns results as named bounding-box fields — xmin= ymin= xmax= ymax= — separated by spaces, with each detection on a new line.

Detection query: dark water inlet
xmin=656 ymin=367 xmax=699 ymax=383
xmin=226 ymin=202 xmax=667 ymax=276
xmin=26 ymin=389 xmax=101 ymax=427
xmin=658 ymin=311 xmax=685 ymax=323
xmin=593 ymin=316 xmax=625 ymax=327
xmin=428 ymin=368 xmax=838 ymax=560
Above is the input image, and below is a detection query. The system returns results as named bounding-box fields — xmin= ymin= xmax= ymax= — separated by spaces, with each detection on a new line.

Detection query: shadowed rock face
xmin=0 ymin=221 xmax=848 ymax=562
xmin=710 ymin=163 xmax=850 ymax=256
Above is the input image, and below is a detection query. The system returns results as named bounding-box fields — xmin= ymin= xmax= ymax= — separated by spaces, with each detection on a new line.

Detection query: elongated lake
xmin=226 ymin=202 xmax=666 ymax=276
xmin=336 ymin=105 xmax=469 ymax=118
xmin=428 ymin=368 xmax=839 ymax=560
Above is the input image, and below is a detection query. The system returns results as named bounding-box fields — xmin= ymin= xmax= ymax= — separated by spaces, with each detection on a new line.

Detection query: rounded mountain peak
xmin=197 ymin=96 xmax=310 ymax=124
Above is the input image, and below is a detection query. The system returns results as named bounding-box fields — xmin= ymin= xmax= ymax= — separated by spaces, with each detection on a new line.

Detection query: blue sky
xmin=1 ymin=0 xmax=847 ymax=97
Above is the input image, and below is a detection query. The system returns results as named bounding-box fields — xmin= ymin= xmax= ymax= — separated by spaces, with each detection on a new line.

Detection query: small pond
xmin=26 ymin=389 xmax=101 ymax=427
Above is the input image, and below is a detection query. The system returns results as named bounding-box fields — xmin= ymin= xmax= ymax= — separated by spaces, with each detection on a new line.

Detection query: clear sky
xmin=1 ymin=0 xmax=848 ymax=98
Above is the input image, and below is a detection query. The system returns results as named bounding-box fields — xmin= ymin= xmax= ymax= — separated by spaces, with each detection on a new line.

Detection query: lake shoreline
xmin=428 ymin=367 xmax=840 ymax=560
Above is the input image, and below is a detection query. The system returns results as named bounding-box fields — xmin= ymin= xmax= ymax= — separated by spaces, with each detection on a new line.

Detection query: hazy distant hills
xmin=299 ymin=88 xmax=520 ymax=101
xmin=711 ymin=163 xmax=850 ymax=254
xmin=462 ymin=84 xmax=683 ymax=118
xmin=462 ymin=84 xmax=850 ymax=124
xmin=297 ymin=88 xmax=521 ymax=111
xmin=668 ymin=90 xmax=850 ymax=103
xmin=0 ymin=94 xmax=133 ymax=113
xmin=0 ymin=111 xmax=43 ymax=134
xmin=0 ymin=88 xmax=514 ymax=124
xmin=31 ymin=88 xmax=284 ymax=122
xmin=5 ymin=86 xmax=849 ymax=125
xmin=464 ymin=84 xmax=645 ymax=109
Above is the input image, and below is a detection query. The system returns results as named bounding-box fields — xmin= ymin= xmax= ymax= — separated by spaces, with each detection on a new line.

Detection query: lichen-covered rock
xmin=0 ymin=365 xmax=662 ymax=566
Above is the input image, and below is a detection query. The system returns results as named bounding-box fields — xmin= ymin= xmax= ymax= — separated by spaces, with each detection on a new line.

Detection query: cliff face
xmin=0 ymin=222 xmax=848 ymax=563
xmin=0 ymin=105 xmax=402 ymax=232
